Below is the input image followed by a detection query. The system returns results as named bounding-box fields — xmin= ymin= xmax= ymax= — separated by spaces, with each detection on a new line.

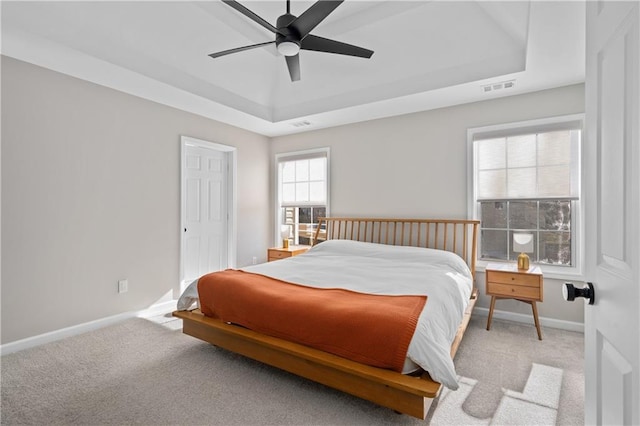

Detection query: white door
xmin=584 ymin=2 xmax=639 ymax=425
xmin=181 ymin=141 xmax=229 ymax=288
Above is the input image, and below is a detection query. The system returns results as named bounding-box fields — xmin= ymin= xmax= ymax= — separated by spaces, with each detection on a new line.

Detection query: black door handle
xmin=563 ymin=282 xmax=595 ymax=305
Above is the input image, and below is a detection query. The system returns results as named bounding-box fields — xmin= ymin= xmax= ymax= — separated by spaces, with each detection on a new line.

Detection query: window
xmin=276 ymin=148 xmax=329 ymax=246
xmin=468 ymin=115 xmax=583 ymax=275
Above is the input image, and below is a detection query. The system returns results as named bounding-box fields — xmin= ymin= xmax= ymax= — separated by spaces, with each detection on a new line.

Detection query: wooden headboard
xmin=313 ymin=217 xmax=480 ymax=281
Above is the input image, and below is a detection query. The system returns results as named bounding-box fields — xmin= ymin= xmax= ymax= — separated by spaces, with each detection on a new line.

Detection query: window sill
xmin=476 ymin=259 xmax=584 ymax=282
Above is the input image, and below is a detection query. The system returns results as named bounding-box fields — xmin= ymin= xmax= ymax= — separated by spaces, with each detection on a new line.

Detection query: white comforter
xmin=177 ymin=239 xmax=473 ymax=390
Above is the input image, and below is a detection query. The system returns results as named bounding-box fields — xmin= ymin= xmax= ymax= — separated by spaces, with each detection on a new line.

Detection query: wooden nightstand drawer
xmin=486 ymin=270 xmax=540 ymax=287
xmin=268 ymin=249 xmax=292 ymax=260
xmin=486 ymin=281 xmax=541 ymax=300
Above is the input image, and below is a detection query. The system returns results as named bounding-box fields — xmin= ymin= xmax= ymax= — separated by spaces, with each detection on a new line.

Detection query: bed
xmin=173 ymin=217 xmax=479 ymax=419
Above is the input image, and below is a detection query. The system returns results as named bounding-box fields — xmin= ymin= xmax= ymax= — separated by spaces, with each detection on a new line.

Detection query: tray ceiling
xmin=1 ymin=1 xmax=585 ymax=136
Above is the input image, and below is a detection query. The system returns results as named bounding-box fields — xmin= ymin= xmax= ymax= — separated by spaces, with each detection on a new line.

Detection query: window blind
xmin=475 ymin=128 xmax=581 ymax=200
xmin=278 ymin=150 xmax=327 ymax=207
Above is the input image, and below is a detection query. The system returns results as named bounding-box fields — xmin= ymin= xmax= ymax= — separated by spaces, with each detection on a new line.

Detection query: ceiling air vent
xmin=482 ymin=79 xmax=516 ymax=93
xmin=290 ymin=120 xmax=312 ymax=128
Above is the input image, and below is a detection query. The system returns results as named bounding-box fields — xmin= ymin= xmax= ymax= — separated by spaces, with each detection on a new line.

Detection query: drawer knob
xmin=563 ymin=282 xmax=595 ymax=305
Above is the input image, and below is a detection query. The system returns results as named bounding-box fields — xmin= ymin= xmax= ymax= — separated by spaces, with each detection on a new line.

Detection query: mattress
xmin=177 ymin=239 xmax=473 ymax=389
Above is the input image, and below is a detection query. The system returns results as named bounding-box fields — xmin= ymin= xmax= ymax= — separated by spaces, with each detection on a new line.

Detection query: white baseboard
xmin=472 ymin=307 xmax=584 ymax=333
xmin=136 ymin=300 xmax=177 ymax=319
xmin=0 ymin=300 xmax=177 ymax=356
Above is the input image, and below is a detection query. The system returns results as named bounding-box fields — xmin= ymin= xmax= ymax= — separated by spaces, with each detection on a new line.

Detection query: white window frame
xmin=467 ymin=114 xmax=585 ymax=280
xmin=274 ymin=147 xmax=330 ymax=247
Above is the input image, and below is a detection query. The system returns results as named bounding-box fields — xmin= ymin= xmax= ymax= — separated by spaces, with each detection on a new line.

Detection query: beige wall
xmin=1 ymin=57 xmax=271 ymax=343
xmin=271 ymin=84 xmax=586 ymax=325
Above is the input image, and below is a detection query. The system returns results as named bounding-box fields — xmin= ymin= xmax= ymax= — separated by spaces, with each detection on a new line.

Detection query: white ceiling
xmin=1 ymin=1 xmax=585 ymax=137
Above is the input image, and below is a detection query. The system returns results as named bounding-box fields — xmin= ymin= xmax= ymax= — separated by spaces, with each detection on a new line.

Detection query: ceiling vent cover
xmin=290 ymin=120 xmax=312 ymax=128
xmin=482 ymin=79 xmax=516 ymax=93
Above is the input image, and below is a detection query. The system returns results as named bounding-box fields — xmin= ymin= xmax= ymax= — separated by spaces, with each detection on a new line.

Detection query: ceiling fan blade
xmin=290 ymin=0 xmax=343 ymax=39
xmin=285 ymin=54 xmax=301 ymax=82
xmin=301 ymin=35 xmax=373 ymax=58
xmin=209 ymin=41 xmax=275 ymax=59
xmin=222 ymin=0 xmax=279 ymax=34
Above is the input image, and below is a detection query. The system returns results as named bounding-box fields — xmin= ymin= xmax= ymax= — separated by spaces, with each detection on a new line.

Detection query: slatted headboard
xmin=313 ymin=217 xmax=480 ymax=281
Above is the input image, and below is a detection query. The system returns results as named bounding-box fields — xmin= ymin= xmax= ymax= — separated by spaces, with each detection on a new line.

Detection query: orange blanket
xmin=197 ymin=269 xmax=427 ymax=372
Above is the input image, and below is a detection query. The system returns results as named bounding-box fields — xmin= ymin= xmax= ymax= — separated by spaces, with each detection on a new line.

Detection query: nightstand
xmin=485 ymin=263 xmax=544 ymax=340
xmin=267 ymin=245 xmax=310 ymax=262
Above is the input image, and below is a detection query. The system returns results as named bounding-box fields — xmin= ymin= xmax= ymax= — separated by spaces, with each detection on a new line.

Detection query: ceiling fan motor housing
xmin=276 ymin=13 xmax=301 ymax=50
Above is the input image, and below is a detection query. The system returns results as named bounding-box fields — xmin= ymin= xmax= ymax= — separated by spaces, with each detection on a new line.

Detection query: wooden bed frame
xmin=173 ymin=217 xmax=479 ymax=419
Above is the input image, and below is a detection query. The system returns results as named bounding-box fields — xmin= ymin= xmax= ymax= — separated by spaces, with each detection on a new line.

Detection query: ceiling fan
xmin=210 ymin=0 xmax=374 ymax=82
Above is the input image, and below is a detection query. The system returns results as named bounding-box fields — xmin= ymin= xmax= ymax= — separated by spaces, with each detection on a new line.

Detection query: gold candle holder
xmin=513 ymin=233 xmax=533 ymax=271
xmin=517 ymin=252 xmax=530 ymax=270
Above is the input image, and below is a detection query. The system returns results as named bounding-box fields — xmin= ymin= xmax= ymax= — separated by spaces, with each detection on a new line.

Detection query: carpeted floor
xmin=1 ymin=314 xmax=583 ymax=425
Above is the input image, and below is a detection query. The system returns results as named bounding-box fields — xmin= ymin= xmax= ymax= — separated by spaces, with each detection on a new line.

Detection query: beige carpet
xmin=1 ymin=315 xmax=583 ymax=425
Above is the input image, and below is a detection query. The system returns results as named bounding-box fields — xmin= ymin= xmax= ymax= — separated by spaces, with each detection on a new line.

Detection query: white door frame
xmin=180 ymin=136 xmax=237 ymax=291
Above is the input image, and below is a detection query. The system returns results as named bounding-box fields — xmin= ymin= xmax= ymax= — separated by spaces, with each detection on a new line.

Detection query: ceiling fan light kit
xmin=277 ymin=41 xmax=300 ymax=57
xmin=210 ymin=0 xmax=374 ymax=82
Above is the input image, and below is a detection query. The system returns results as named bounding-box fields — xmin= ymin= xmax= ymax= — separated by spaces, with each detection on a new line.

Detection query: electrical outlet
xmin=118 ymin=279 xmax=128 ymax=294
xmin=252 ymin=256 xmax=257 ymax=265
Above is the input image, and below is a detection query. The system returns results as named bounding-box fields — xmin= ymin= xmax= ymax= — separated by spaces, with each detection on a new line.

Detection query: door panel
xmin=184 ymin=236 xmax=200 ymax=281
xmin=186 ymin=178 xmax=200 ymax=222
xmin=209 ymin=180 xmax=222 ymax=221
xmin=585 ymin=2 xmax=639 ymax=425
xmin=599 ymin=336 xmax=633 ymax=426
